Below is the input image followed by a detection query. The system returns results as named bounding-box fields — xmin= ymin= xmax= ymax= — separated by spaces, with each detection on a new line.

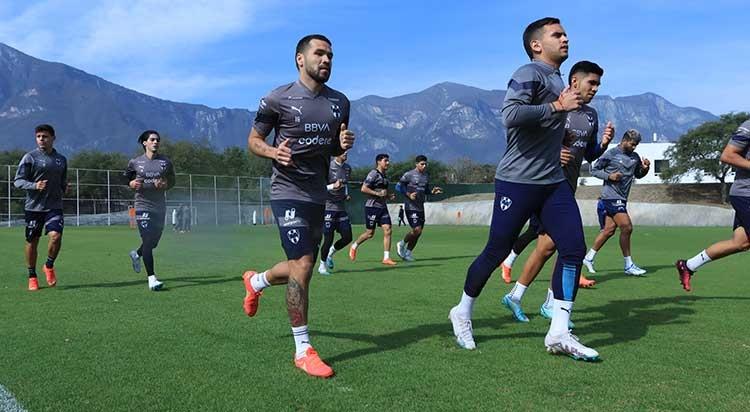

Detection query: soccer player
xmin=675 ymin=120 xmax=750 ymax=291
xmin=398 ymin=205 xmax=406 ymax=227
xmin=395 ymin=155 xmax=443 ymax=261
xmin=125 ymin=130 xmax=176 ymax=291
xmin=500 ymin=61 xmax=614 ymax=324
xmin=14 ymin=124 xmax=68 ymax=291
xmin=349 ymin=154 xmax=397 ymax=266
xmin=241 ymin=34 xmax=354 ymax=378
xmin=318 ymin=151 xmax=353 ymax=276
xmin=583 ymin=129 xmax=650 ymax=276
xmin=448 ymin=17 xmax=599 ymax=361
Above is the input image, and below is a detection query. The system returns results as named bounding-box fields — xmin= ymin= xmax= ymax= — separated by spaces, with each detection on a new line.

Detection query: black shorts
xmin=324 ymin=210 xmax=351 ymax=234
xmin=405 ymin=209 xmax=426 ymax=228
xmin=597 ymin=199 xmax=628 ymax=229
xmin=136 ymin=210 xmax=165 ymax=244
xmin=731 ymin=196 xmax=750 ymax=233
xmin=271 ymin=200 xmax=325 ymax=260
xmin=24 ymin=209 xmax=64 ymax=242
xmin=364 ymin=206 xmax=392 ymax=230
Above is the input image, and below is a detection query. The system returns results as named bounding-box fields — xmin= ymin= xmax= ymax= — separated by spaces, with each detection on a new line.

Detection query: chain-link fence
xmin=1 ymin=165 xmax=272 ymax=227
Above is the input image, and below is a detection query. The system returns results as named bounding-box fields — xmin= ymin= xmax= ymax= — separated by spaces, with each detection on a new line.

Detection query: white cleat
xmin=403 ymin=251 xmax=415 ymax=262
xmin=318 ymin=263 xmax=332 ymax=276
xmin=582 ymin=258 xmax=596 ymax=274
xmin=624 ymin=264 xmax=647 ymax=276
xmin=449 ymin=306 xmax=476 ymax=350
xmin=544 ymin=331 xmax=600 ymax=362
xmin=129 ymin=250 xmax=141 ymax=273
xmin=148 ymin=277 xmax=164 ymax=291
xmin=396 ymin=240 xmax=407 ymax=260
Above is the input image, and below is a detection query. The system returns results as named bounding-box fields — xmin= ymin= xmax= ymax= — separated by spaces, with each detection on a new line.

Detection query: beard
xmin=306 ymin=65 xmax=330 ymax=83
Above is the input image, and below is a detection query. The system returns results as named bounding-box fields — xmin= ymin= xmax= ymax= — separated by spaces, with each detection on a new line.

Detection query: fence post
xmin=107 ymin=170 xmax=111 ymax=226
xmin=76 ymin=169 xmax=80 ymax=226
xmin=237 ymin=176 xmax=241 ymax=225
xmin=213 ymin=175 xmax=219 ymax=226
xmin=259 ymin=177 xmax=264 ymax=225
xmin=6 ymin=165 xmax=10 ymax=227
xmin=189 ymin=174 xmax=193 ymax=225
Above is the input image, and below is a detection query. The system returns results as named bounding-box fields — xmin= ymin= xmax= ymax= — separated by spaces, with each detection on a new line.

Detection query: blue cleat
xmin=540 ymin=303 xmax=575 ymax=329
xmin=325 ymin=255 xmax=335 ymax=270
xmin=502 ymin=294 xmax=529 ymax=323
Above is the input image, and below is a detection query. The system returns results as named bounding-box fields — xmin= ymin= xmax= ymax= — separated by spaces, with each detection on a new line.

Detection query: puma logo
xmin=291 ymin=105 xmax=302 ymax=115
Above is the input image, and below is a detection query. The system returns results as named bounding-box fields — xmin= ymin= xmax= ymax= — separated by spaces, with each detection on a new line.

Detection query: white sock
xmin=456 ymin=291 xmax=475 ymax=319
xmin=292 ymin=325 xmax=312 ymax=359
xmin=624 ymin=256 xmax=634 ymax=267
xmin=328 ymin=246 xmax=337 ymax=257
xmin=543 ymin=288 xmax=554 ymax=309
xmin=686 ymin=250 xmax=711 ymax=272
xmin=319 ymin=260 xmax=326 ymax=268
xmin=351 ymin=242 xmax=358 ymax=250
xmin=503 ymin=250 xmax=519 ymax=267
xmin=585 ymin=249 xmax=597 ymax=261
xmin=509 ymin=282 xmax=527 ymax=303
xmin=384 ymin=251 xmax=390 ymax=260
xmin=148 ymin=275 xmax=158 ymax=284
xmin=250 ymin=271 xmax=271 ymax=292
xmin=549 ymin=299 xmax=574 ymax=336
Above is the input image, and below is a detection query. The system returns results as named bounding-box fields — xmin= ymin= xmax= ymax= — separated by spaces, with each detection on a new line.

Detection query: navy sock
xmin=28 ymin=267 xmax=37 ymax=279
xmin=45 ymin=256 xmax=56 ymax=269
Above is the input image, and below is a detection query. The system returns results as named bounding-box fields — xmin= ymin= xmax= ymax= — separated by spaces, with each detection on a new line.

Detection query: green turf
xmin=1 ymin=225 xmax=749 ymax=411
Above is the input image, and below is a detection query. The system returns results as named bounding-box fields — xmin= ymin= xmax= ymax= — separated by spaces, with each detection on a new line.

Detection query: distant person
xmin=675 ymin=119 xmax=750 ymax=291
xmin=349 ymin=153 xmax=397 ymax=266
xmin=318 ymin=151 xmax=353 ymax=275
xmin=240 ymin=34 xmax=354 ymax=378
xmin=172 ymin=206 xmax=179 ymax=232
xmin=397 ymin=205 xmax=405 ymax=226
xmin=181 ymin=204 xmax=191 ymax=232
xmin=14 ymin=124 xmax=68 ymax=291
xmin=252 ymin=210 xmax=257 ymax=225
xmin=125 ymin=130 xmax=175 ymax=291
xmin=448 ymin=17 xmax=598 ymax=361
xmin=584 ymin=129 xmax=650 ymax=276
xmin=396 ymin=155 xmax=443 ymax=261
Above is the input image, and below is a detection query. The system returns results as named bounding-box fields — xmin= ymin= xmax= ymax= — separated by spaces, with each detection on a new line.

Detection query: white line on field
xmin=0 ymin=384 xmax=27 ymax=412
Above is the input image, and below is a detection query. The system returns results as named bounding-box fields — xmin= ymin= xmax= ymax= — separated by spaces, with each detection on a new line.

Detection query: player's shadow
xmin=59 ymin=275 xmax=236 ymax=290
xmin=572 ymin=295 xmax=750 ymax=348
xmin=59 ymin=279 xmax=146 ymax=290
xmin=317 ymin=318 xmax=544 ymax=364
xmin=417 ymin=254 xmax=476 ymax=262
xmin=342 ymin=263 xmax=442 ymax=274
xmin=585 ymin=264 xmax=677 ymax=285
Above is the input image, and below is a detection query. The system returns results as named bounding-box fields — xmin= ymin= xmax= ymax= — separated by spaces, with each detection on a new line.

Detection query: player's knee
xmin=602 ymin=227 xmax=616 ymax=237
xmin=736 ymin=240 xmax=750 ymax=252
xmin=383 ymin=226 xmax=392 ymax=236
xmin=48 ymin=231 xmax=62 ymax=244
xmin=413 ymin=227 xmax=423 ymax=236
xmin=620 ymin=224 xmax=633 ymax=235
xmin=340 ymin=232 xmax=353 ymax=244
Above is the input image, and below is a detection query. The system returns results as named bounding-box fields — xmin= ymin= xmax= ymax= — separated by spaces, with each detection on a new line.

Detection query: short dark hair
xmin=622 ymin=129 xmax=642 ymax=143
xmin=138 ymin=130 xmax=161 ymax=150
xmin=522 ymin=17 xmax=560 ymax=60
xmin=568 ymin=60 xmax=604 ymax=84
xmin=375 ymin=153 xmax=389 ymax=163
xmin=35 ymin=124 xmax=55 ymax=136
xmin=295 ymin=34 xmax=332 ymax=69
xmin=415 ymin=155 xmax=427 ymax=163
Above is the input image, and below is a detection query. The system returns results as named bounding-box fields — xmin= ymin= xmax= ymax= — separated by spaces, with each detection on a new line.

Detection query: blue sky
xmin=0 ymin=0 xmax=747 ymax=115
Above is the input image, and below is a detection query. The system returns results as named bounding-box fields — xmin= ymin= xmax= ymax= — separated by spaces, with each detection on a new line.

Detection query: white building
xmin=578 ymin=142 xmax=734 ymax=186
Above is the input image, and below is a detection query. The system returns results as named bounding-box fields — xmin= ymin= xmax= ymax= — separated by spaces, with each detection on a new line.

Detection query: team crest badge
xmin=287 ymin=229 xmax=301 ymax=244
xmin=331 ymin=104 xmax=341 ymax=118
xmin=500 ymin=196 xmax=512 ymax=211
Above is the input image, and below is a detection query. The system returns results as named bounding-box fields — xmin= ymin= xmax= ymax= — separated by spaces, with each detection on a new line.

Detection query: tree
xmin=661 ymin=112 xmax=750 ymax=202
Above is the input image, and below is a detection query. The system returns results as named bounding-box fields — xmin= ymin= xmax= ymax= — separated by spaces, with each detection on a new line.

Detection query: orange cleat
xmin=242 ymin=271 xmax=263 ymax=317
xmin=349 ymin=246 xmax=357 ymax=261
xmin=501 ymin=263 xmax=512 ymax=284
xmin=579 ymin=274 xmax=596 ymax=288
xmin=294 ymin=347 xmax=334 ymax=378
xmin=28 ymin=277 xmax=39 ymax=291
xmin=43 ymin=266 xmax=57 ymax=287
xmin=382 ymin=258 xmax=397 ymax=266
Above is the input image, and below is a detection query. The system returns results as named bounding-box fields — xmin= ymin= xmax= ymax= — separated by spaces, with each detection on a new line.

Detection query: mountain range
xmin=0 ymin=42 xmax=717 ymax=166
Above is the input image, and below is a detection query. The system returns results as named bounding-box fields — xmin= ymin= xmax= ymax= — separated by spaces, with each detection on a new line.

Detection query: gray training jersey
xmin=564 ymin=105 xmax=605 ymax=192
xmin=364 ymin=169 xmax=389 ymax=209
xmin=325 ymin=159 xmax=352 ymax=211
xmin=496 ymin=60 xmax=567 ymax=185
xmin=399 ymin=169 xmax=430 ymax=212
xmin=124 ymin=153 xmax=176 ymax=213
xmin=253 ymin=81 xmax=351 ymax=205
xmin=591 ymin=146 xmax=647 ymax=201
xmin=14 ymin=148 xmax=68 ymax=212
xmin=729 ymin=120 xmax=750 ymax=197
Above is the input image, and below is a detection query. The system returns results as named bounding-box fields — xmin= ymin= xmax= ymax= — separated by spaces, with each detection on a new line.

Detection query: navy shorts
xmin=365 ymin=206 xmax=392 ymax=229
xmin=272 ymin=200 xmax=325 ymax=260
xmin=528 ymin=213 xmax=546 ymax=235
xmin=405 ymin=209 xmax=426 ymax=228
xmin=597 ymin=199 xmax=628 ymax=229
xmin=136 ymin=210 xmax=165 ymax=244
xmin=324 ymin=210 xmax=351 ymax=234
xmin=24 ymin=209 xmax=64 ymax=242
xmin=730 ymin=196 xmax=750 ymax=233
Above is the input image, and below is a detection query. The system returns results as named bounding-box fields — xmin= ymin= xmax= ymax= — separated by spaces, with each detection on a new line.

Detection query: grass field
xmin=1 ymin=224 xmax=749 ymax=411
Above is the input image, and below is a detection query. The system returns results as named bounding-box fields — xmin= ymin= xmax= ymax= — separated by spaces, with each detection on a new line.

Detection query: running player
xmin=396 ymin=155 xmax=443 ymax=261
xmin=448 ymin=17 xmax=599 ymax=361
xmin=349 ymin=154 xmax=398 ymax=266
xmin=583 ymin=129 xmax=650 ymax=276
xmin=14 ymin=124 xmax=68 ymax=291
xmin=499 ymin=61 xmax=613 ymax=324
xmin=125 ymin=130 xmax=175 ymax=291
xmin=241 ymin=34 xmax=354 ymax=378
xmin=675 ymin=120 xmax=750 ymax=291
xmin=318 ymin=151 xmax=353 ymax=275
